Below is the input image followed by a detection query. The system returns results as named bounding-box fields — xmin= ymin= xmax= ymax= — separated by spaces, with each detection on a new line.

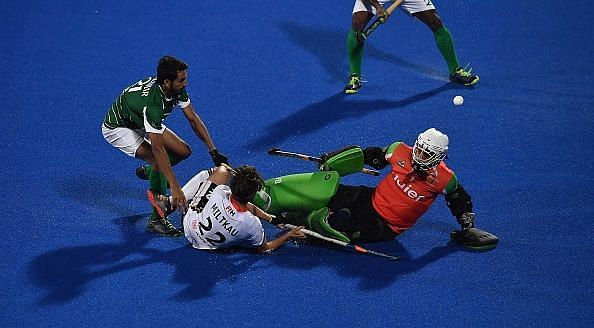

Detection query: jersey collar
xmin=158 ymin=85 xmax=174 ymax=101
xmin=230 ymin=195 xmax=248 ymax=212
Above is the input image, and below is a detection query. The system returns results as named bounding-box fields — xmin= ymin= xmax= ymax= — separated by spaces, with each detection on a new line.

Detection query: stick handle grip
xmin=364 ymin=0 xmax=404 ymax=37
xmin=284 ymin=224 xmax=348 ymax=246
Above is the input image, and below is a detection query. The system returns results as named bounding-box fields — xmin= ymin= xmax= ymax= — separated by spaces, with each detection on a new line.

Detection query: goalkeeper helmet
xmin=412 ymin=128 xmax=449 ymax=171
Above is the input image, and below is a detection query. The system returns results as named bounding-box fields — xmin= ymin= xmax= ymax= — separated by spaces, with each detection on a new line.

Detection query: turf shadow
xmin=27 ymin=214 xmax=263 ymax=305
xmin=263 ymin=232 xmax=461 ymax=291
xmin=277 ymin=21 xmax=444 ymax=83
xmin=247 ymin=83 xmax=462 ymax=149
xmin=58 ymin=174 xmax=145 ymax=217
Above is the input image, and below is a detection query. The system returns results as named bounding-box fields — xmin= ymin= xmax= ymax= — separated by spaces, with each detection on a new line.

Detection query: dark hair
xmin=230 ymin=165 xmax=264 ymax=204
xmin=156 ymin=55 xmax=188 ymax=84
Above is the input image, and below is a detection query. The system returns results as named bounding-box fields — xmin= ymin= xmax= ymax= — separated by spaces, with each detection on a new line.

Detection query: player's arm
xmin=363 ymin=0 xmax=386 ymax=18
xmin=181 ymin=103 xmax=228 ymax=165
xmin=444 ymin=175 xmax=475 ymax=230
xmin=246 ymin=203 xmax=274 ymax=223
xmin=255 ymin=226 xmax=305 ymax=254
xmin=148 ymin=132 xmax=186 ymax=208
xmin=362 ymin=142 xmax=400 ymax=169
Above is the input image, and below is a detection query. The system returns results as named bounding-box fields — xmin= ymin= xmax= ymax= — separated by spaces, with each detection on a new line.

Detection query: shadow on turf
xmin=27 ymin=214 xmax=266 ymax=305
xmin=59 ymin=174 xmax=146 ymax=217
xmin=277 ymin=21 xmax=444 ymax=83
xmin=28 ymin=216 xmax=461 ymax=305
xmin=266 ymin=226 xmax=462 ymax=291
xmin=248 ymin=83 xmax=464 ymax=149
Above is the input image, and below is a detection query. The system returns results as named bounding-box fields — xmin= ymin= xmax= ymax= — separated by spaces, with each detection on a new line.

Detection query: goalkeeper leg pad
xmin=320 ymin=146 xmax=364 ymax=177
xmin=307 ymin=207 xmax=351 ymax=243
xmin=450 ymin=227 xmax=498 ymax=250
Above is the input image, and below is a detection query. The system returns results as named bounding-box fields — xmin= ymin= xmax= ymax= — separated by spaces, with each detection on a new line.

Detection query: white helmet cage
xmin=412 ymin=128 xmax=449 ymax=170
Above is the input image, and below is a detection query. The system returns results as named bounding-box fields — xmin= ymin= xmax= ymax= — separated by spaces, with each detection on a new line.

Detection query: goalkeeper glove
xmin=457 ymin=212 xmax=475 ymax=231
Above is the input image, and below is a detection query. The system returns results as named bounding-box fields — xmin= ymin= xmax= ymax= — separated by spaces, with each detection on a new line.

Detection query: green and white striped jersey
xmin=103 ymin=76 xmax=190 ymax=132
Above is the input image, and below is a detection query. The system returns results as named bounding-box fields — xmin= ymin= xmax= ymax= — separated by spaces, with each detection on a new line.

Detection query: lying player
xmin=148 ymin=165 xmax=305 ymax=253
xmin=262 ymin=128 xmax=498 ymax=250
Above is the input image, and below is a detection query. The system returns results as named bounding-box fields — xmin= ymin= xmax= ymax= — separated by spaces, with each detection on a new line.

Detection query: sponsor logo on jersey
xmin=210 ymin=203 xmax=239 ymax=236
xmin=397 ymin=160 xmax=406 ymax=168
xmin=225 ymin=204 xmax=236 ymax=217
xmin=393 ymin=174 xmax=426 ymax=201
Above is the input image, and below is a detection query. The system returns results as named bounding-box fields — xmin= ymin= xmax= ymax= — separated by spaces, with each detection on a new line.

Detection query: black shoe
xmin=136 ymin=166 xmax=149 ymax=180
xmin=147 ymin=217 xmax=182 ymax=237
xmin=449 ymin=65 xmax=479 ymax=86
xmin=147 ymin=190 xmax=175 ymax=218
xmin=344 ymin=74 xmax=362 ymax=94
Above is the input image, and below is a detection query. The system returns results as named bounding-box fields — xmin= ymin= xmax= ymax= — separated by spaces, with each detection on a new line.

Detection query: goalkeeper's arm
xmin=363 ymin=146 xmax=389 ymax=169
xmin=445 ymin=183 xmax=475 ymax=230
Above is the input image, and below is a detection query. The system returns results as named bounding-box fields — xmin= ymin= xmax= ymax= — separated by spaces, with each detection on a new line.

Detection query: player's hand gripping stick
xmin=361 ymin=0 xmax=404 ymax=41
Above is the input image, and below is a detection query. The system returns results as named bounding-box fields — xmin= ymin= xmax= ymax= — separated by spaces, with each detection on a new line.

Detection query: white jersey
xmin=353 ymin=0 xmax=436 ymax=15
xmin=183 ymin=184 xmax=265 ymax=250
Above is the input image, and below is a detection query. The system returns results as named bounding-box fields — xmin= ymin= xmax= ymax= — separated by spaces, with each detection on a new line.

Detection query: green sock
xmin=433 ymin=26 xmax=461 ymax=74
xmin=143 ymin=153 xmax=182 ymax=176
xmin=149 ymin=170 xmax=168 ymax=220
xmin=347 ymin=30 xmax=365 ymax=76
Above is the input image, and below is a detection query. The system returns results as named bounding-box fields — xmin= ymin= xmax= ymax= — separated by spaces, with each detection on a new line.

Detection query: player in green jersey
xmin=102 ymin=55 xmax=228 ymax=237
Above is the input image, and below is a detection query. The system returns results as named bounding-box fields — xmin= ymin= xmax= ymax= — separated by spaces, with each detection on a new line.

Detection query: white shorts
xmin=353 ymin=0 xmax=436 ymax=15
xmin=101 ymin=124 xmax=165 ymax=157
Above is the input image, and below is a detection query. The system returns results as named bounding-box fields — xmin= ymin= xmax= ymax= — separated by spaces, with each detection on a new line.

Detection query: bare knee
xmin=352 ymin=12 xmax=372 ymax=31
xmin=413 ymin=10 xmax=443 ymax=31
xmin=179 ymin=144 xmax=191 ymax=160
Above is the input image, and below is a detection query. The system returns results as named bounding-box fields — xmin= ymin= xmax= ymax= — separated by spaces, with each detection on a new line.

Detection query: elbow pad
xmin=445 ymin=184 xmax=473 ymax=218
xmin=363 ymin=147 xmax=388 ymax=169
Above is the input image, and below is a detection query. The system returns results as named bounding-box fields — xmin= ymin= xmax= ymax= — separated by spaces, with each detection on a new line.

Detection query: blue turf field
xmin=1 ymin=1 xmax=593 ymax=327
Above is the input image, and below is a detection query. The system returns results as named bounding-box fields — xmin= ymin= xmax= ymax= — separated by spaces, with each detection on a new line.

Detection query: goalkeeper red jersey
xmin=372 ymin=142 xmax=458 ymax=234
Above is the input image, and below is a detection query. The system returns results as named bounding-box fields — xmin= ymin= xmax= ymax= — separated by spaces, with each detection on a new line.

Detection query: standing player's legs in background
xmin=408 ymin=1 xmax=479 ymax=86
xmin=345 ymin=0 xmax=378 ymax=94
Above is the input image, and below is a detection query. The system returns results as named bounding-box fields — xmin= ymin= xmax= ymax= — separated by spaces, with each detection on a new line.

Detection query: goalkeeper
xmin=277 ymin=128 xmax=497 ymax=249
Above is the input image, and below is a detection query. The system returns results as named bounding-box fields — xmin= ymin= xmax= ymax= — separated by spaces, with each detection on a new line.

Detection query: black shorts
xmin=327 ymin=184 xmax=397 ymax=243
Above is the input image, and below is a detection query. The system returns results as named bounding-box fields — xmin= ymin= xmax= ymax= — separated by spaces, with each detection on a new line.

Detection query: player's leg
xmin=411 ymin=5 xmax=479 ymax=85
xmin=137 ymin=142 xmax=181 ymax=236
xmin=102 ymin=126 xmax=180 ymax=236
xmin=135 ymin=127 xmax=191 ymax=178
xmin=345 ymin=0 xmax=376 ymax=94
xmin=147 ymin=166 xmax=226 ymax=220
xmin=178 ymin=165 xmax=228 ymax=204
xmin=327 ymin=184 xmax=396 ymax=242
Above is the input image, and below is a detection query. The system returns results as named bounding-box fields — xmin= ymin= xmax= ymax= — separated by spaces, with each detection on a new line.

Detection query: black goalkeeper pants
xmin=327 ymin=184 xmax=398 ymax=243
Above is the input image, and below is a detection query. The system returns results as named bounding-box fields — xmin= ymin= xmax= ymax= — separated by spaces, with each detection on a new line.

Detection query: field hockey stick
xmin=284 ymin=224 xmax=401 ymax=261
xmin=363 ymin=0 xmax=404 ymax=39
xmin=267 ymin=147 xmax=380 ymax=176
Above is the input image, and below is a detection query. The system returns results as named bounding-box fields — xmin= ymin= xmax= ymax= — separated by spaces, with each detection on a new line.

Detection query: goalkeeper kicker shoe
xmin=344 ymin=74 xmax=363 ymax=94
xmin=450 ymin=65 xmax=479 ymax=86
xmin=147 ymin=190 xmax=175 ymax=219
xmin=147 ymin=216 xmax=182 ymax=237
